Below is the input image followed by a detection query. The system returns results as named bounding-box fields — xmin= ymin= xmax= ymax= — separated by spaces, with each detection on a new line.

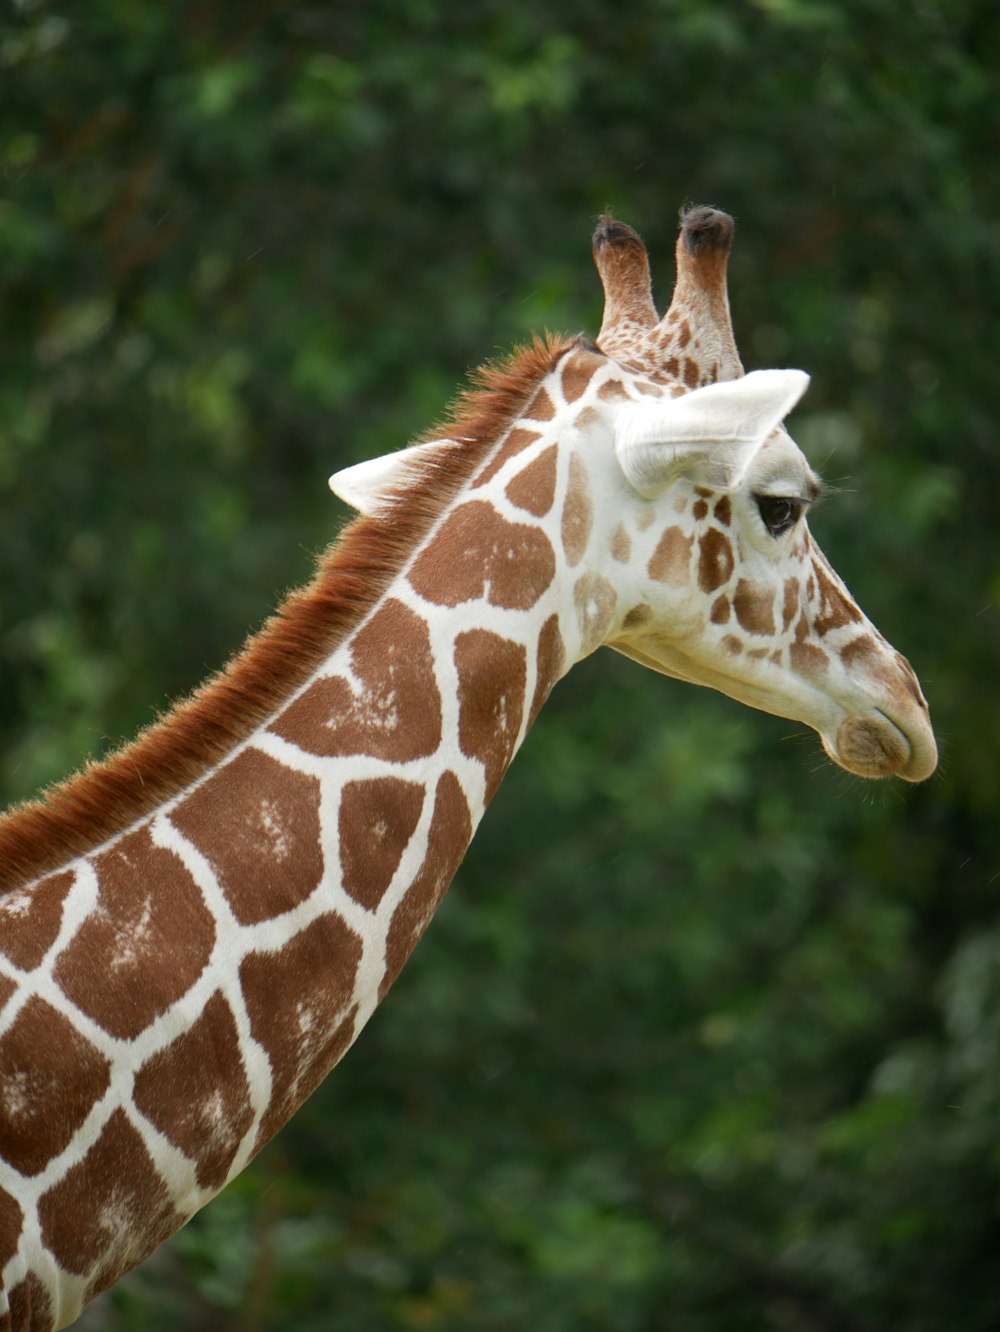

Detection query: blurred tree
xmin=1 ymin=1 xmax=998 ymax=1329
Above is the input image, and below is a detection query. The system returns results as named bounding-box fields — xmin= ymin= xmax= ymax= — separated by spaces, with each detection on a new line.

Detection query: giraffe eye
xmin=756 ymin=495 xmax=802 ymax=537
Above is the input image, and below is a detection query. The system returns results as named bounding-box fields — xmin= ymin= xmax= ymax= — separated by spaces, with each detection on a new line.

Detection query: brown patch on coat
xmin=574 ymin=405 xmax=601 ymax=431
xmin=409 ymin=501 xmax=556 ymax=609
xmin=0 ymin=869 xmax=75 ymax=972
xmin=7 ymin=1273 xmax=54 ymax=1332
xmin=381 ymin=772 xmax=472 ymax=999
xmin=782 ymin=578 xmax=799 ymax=632
xmin=454 ymin=631 xmax=527 ymax=802
xmin=683 ymin=358 xmax=700 ymax=388
xmin=636 ymin=507 xmax=655 ymax=531
xmin=472 ymin=428 xmax=543 ymax=488
xmin=692 ymin=499 xmax=709 ymax=521
xmin=610 ymin=523 xmax=632 ymax=563
xmin=53 ymin=828 xmax=215 ymax=1040
xmin=270 ymin=597 xmax=441 ymax=763
xmin=561 ymin=349 xmax=605 ymax=402
xmin=710 ymin=595 xmax=731 ymax=625
xmin=561 ymin=455 xmax=594 ymax=567
xmin=505 ymin=445 xmax=557 ymax=516
xmin=647 ymin=527 xmax=693 ymax=587
xmin=812 ymin=558 xmax=863 ymax=635
xmin=38 ymin=1108 xmax=181 ymax=1294
xmin=574 ymin=574 xmax=617 ymax=654
xmin=530 ymin=615 xmax=566 ymax=725
xmin=0 ymin=1182 xmax=23 ymax=1269
xmin=598 ymin=379 xmax=629 ymax=402
xmin=713 ymin=496 xmax=732 ymax=526
xmin=837 ymin=638 xmax=919 ymax=702
xmin=339 ymin=777 xmax=425 ymax=911
xmin=172 ymin=750 xmax=323 ymax=926
xmin=241 ymin=913 xmax=362 ymax=1149
xmin=733 ymin=579 xmax=776 ymax=636
xmin=721 ymin=635 xmax=743 ymax=656
xmin=525 ymin=387 xmax=556 ymax=421
xmin=0 ymin=973 xmax=14 ymax=1014
xmin=0 ymin=335 xmax=573 ymax=893
xmin=697 ymin=529 xmax=735 ymax=593
xmin=790 ymin=619 xmax=830 ymax=678
xmin=840 ymin=635 xmax=880 ymax=669
xmin=133 ymin=991 xmax=254 ymax=1191
xmin=0 ymin=997 xmax=111 ymax=1176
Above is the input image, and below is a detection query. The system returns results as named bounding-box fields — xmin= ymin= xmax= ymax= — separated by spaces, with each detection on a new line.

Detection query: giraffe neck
xmin=0 ymin=345 xmax=609 ymax=1330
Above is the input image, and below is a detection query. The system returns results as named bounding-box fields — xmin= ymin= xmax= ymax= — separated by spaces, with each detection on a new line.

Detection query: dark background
xmin=2 ymin=2 xmax=998 ymax=1329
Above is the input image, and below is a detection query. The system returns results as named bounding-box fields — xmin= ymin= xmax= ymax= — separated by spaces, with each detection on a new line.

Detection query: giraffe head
xmin=330 ymin=208 xmax=936 ymax=782
xmin=586 ymin=208 xmax=936 ymax=781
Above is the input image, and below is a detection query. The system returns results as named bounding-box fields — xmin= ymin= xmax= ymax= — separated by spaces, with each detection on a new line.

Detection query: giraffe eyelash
xmin=809 ymin=477 xmax=846 ymax=506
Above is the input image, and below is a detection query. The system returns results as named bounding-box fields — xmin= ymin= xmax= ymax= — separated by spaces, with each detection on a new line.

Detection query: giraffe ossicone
xmin=0 ymin=205 xmax=935 ymax=1332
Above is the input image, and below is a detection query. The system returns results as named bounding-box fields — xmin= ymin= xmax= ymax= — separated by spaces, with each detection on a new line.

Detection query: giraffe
xmin=0 ymin=205 xmax=936 ymax=1331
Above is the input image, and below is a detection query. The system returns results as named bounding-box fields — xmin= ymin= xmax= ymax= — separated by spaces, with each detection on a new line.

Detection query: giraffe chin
xmin=822 ymin=712 xmax=936 ymax=783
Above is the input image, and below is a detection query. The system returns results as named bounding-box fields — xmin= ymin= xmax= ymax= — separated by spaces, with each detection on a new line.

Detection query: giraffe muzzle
xmin=825 ymin=709 xmax=937 ymax=783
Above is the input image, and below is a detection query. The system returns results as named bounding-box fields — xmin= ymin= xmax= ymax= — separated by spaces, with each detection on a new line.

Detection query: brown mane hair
xmin=0 ymin=332 xmax=575 ymax=892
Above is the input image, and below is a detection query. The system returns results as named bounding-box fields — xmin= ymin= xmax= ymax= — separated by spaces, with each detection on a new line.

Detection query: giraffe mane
xmin=0 ymin=331 xmax=575 ymax=893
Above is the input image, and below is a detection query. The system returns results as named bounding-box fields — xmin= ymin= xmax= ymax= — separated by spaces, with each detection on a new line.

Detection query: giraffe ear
xmin=614 ymin=369 xmax=810 ymax=497
xmin=329 ymin=439 xmax=462 ymax=515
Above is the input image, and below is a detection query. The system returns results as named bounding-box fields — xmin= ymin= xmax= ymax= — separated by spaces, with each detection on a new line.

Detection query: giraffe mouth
xmin=822 ymin=709 xmax=937 ymax=783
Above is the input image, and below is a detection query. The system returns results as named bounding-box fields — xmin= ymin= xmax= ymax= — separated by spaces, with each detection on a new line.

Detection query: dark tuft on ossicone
xmin=679 ymin=204 xmax=735 ymax=254
xmin=593 ymin=214 xmax=646 ymax=253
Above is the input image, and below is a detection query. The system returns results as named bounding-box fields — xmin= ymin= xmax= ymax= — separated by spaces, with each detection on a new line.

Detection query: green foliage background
xmin=2 ymin=2 xmax=998 ymax=1329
